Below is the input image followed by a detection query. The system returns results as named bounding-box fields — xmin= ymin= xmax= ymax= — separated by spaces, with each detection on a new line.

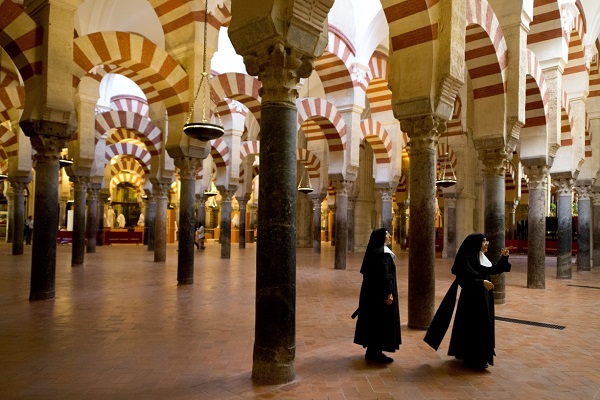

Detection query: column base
xmin=252 ymin=361 xmax=295 ymax=385
xmin=29 ymin=290 xmax=55 ymax=301
xmin=177 ymin=279 xmax=193 ymax=285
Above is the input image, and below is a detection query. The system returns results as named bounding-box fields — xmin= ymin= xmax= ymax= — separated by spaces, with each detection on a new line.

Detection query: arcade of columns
xmin=2 ymin=0 xmax=600 ymax=385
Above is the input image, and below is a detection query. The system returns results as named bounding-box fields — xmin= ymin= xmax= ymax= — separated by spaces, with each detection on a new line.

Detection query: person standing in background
xmin=24 ymin=216 xmax=33 ymax=245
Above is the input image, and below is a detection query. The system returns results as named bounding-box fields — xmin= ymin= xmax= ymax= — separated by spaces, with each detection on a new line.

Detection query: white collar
xmin=384 ymin=246 xmax=396 ymax=260
xmin=480 ymin=252 xmax=492 ymax=267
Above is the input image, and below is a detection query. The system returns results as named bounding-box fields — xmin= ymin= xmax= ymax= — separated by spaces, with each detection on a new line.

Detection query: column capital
xmin=479 ymin=149 xmax=510 ymax=177
xmin=87 ymin=186 xmax=100 ymax=201
xmin=574 ymin=184 xmax=592 ymax=200
xmin=591 ymin=193 xmax=600 ymax=206
xmin=445 ymin=197 xmax=457 ymax=208
xmin=524 ymin=164 xmax=550 ymax=190
xmin=400 ymin=115 xmax=445 ymax=152
xmin=332 ymin=180 xmax=353 ymax=196
xmin=153 ymin=182 xmax=171 ymax=199
xmin=379 ymin=187 xmax=395 ymax=202
xmin=70 ymin=175 xmax=91 ymax=191
xmin=9 ymin=179 xmax=29 ymax=193
xmin=554 ymin=178 xmax=574 ymax=196
xmin=174 ymin=157 xmax=201 ymax=181
xmin=219 ymin=189 xmax=237 ymax=202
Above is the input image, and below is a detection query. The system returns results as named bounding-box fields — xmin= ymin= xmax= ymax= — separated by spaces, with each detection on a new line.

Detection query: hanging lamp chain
xmin=187 ymin=0 xmax=210 ymax=124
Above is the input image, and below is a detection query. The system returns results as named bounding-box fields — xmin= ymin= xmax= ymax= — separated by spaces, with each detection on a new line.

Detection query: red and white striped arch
xmin=524 ymin=49 xmax=549 ymax=128
xmin=589 ymin=57 xmax=600 ymax=98
xmin=396 ymin=174 xmax=408 ymax=195
xmin=110 ymin=95 xmax=149 ymax=118
xmin=366 ymin=51 xmax=392 ymax=117
xmin=0 ymin=86 xmax=25 ymax=123
xmin=239 ymin=140 xmax=259 ymax=162
xmin=465 ymin=0 xmax=508 ymax=100
xmin=0 ymin=1 xmax=43 ymax=85
xmin=73 ymin=32 xmax=188 ymax=117
xmin=105 ymin=143 xmax=151 ymax=174
xmin=211 ymin=72 xmax=262 ymax=124
xmin=108 ymin=156 xmax=146 ymax=178
xmin=216 ymin=98 xmax=248 ymax=123
xmin=315 ymin=29 xmax=356 ymax=95
xmin=446 ymin=96 xmax=463 ymax=136
xmin=109 ymin=170 xmax=145 ymax=194
xmin=564 ymin=23 xmax=587 ymax=80
xmin=382 ymin=0 xmax=438 ymax=51
xmin=208 ymin=137 xmax=230 ymax=170
xmin=297 ymin=97 xmax=347 ymax=154
xmin=298 ymin=148 xmax=321 ymax=179
xmin=360 ymin=119 xmax=392 ymax=164
xmin=0 ymin=124 xmax=17 ymax=158
xmin=95 ymin=110 xmax=162 ymax=155
xmin=560 ymin=89 xmax=573 ymax=144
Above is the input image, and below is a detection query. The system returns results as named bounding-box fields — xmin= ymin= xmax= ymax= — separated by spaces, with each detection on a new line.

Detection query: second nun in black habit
xmin=352 ymin=228 xmax=401 ymax=363
xmin=424 ymin=233 xmax=510 ymax=369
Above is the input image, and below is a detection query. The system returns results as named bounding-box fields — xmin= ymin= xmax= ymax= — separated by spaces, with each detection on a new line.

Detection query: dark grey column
xmin=248 ymin=203 xmax=257 ymax=243
xmin=196 ymin=195 xmax=206 ymax=227
xmin=219 ymin=188 xmax=236 ymax=259
xmin=86 ymin=185 xmax=100 ymax=253
xmin=310 ymin=194 xmax=324 ymax=253
xmin=480 ymin=149 xmax=508 ymax=304
xmin=554 ymin=177 xmax=573 ymax=279
xmin=238 ymin=196 xmax=249 ymax=249
xmin=593 ymin=192 xmax=600 ymax=267
xmin=6 ymin=191 xmax=14 ymax=243
xmin=23 ymin=127 xmax=73 ymax=300
xmin=524 ymin=165 xmax=548 ymax=288
xmin=402 ymin=115 xmax=443 ymax=329
xmin=333 ymin=181 xmax=351 ymax=270
xmin=380 ymin=187 xmax=394 ymax=237
xmin=575 ymin=184 xmax=591 ymax=272
xmin=70 ymin=176 xmax=90 ymax=266
xmin=398 ymin=202 xmax=407 ymax=250
xmin=97 ymin=191 xmax=109 ymax=246
xmin=146 ymin=193 xmax=156 ymax=251
xmin=507 ymin=200 xmax=518 ymax=240
xmin=329 ymin=205 xmax=336 ymax=246
xmin=347 ymin=196 xmax=356 ymax=252
xmin=153 ymin=182 xmax=170 ymax=262
xmin=175 ymin=157 xmax=201 ymax=284
xmin=9 ymin=180 xmax=28 ymax=255
xmin=443 ymin=193 xmax=457 ymax=258
xmin=59 ymin=199 xmax=68 ymax=229
xmin=323 ymin=208 xmax=329 ymax=242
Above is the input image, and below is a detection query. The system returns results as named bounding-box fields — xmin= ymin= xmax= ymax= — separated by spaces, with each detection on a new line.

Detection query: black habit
xmin=424 ymin=233 xmax=510 ymax=366
xmin=353 ymin=228 xmax=401 ymax=353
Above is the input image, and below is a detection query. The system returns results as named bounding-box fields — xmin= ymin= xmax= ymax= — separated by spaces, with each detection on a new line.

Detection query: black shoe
xmin=464 ymin=360 xmax=488 ymax=369
xmin=365 ymin=352 xmax=394 ymax=364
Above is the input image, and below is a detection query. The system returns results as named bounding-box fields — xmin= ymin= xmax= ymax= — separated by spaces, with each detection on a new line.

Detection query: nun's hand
xmin=501 ymin=247 xmax=510 ymax=257
xmin=385 ymin=294 xmax=393 ymax=305
xmin=483 ymin=280 xmax=494 ymax=291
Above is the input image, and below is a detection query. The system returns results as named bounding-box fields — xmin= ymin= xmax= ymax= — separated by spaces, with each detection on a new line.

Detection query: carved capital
xmin=401 ymin=115 xmax=445 ymax=152
xmin=554 ymin=178 xmax=574 ymax=196
xmin=332 ymin=180 xmax=353 ymax=197
xmin=592 ymin=193 xmax=600 ymax=206
xmin=87 ymin=186 xmax=100 ymax=201
xmin=479 ymin=149 xmax=510 ymax=177
xmin=153 ymin=183 xmax=171 ymax=199
xmin=174 ymin=157 xmax=201 ymax=181
xmin=220 ymin=189 xmax=237 ymax=202
xmin=9 ymin=180 xmax=28 ymax=194
xmin=310 ymin=193 xmax=325 ymax=209
xmin=379 ymin=187 xmax=394 ymax=202
xmin=575 ymin=185 xmax=591 ymax=201
xmin=70 ymin=175 xmax=91 ymax=192
xmin=524 ymin=165 xmax=549 ymax=190
xmin=445 ymin=197 xmax=457 ymax=208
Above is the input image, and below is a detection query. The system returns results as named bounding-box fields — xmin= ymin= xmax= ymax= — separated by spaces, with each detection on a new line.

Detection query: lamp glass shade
xmin=183 ymin=122 xmax=224 ymax=142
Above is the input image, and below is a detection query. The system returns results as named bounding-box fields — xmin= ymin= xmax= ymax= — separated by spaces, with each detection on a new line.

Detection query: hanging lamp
xmin=435 ymin=134 xmax=457 ymax=188
xmin=59 ymin=149 xmax=73 ymax=169
xmin=0 ymin=173 xmax=7 ymax=181
xmin=297 ymin=167 xmax=314 ymax=193
xmin=204 ymin=179 xmax=218 ymax=197
xmin=182 ymin=0 xmax=224 ymax=141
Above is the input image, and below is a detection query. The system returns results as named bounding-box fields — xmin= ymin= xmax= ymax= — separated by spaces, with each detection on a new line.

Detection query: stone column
xmin=524 ymin=165 xmax=549 ymax=288
xmin=24 ymin=130 xmax=73 ymax=300
xmin=248 ymin=203 xmax=257 ymax=243
xmin=329 ymin=205 xmax=336 ymax=246
xmin=146 ymin=193 xmax=156 ymax=251
xmin=70 ymin=176 xmax=90 ymax=266
xmin=443 ymin=194 xmax=457 ymax=258
xmin=380 ymin=187 xmax=394 ymax=238
xmin=323 ymin=208 xmax=330 ymax=242
xmin=98 ymin=191 xmax=109 ymax=246
xmin=333 ymin=180 xmax=351 ymax=269
xmin=59 ymin=199 xmax=68 ymax=229
xmin=479 ymin=149 xmax=509 ymax=304
xmin=592 ymin=192 xmax=600 ymax=268
xmin=238 ymin=196 xmax=249 ymax=249
xmin=398 ymin=202 xmax=407 ymax=250
xmin=9 ymin=180 xmax=28 ymax=255
xmin=153 ymin=182 xmax=170 ymax=262
xmin=554 ymin=177 xmax=574 ymax=279
xmin=402 ymin=116 xmax=442 ymax=329
xmin=507 ymin=200 xmax=518 ymax=240
xmin=86 ymin=184 xmax=100 ymax=253
xmin=175 ymin=157 xmax=201 ymax=285
xmin=219 ymin=188 xmax=236 ymax=259
xmin=575 ymin=184 xmax=591 ymax=272
xmin=310 ymin=194 xmax=324 ymax=253
xmin=196 ymin=195 xmax=206 ymax=228
xmin=6 ymin=191 xmax=14 ymax=243
xmin=348 ymin=196 xmax=357 ymax=252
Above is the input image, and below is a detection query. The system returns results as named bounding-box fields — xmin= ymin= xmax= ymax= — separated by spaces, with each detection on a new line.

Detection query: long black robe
xmin=353 ymin=228 xmax=401 ymax=352
xmin=424 ymin=233 xmax=510 ymax=366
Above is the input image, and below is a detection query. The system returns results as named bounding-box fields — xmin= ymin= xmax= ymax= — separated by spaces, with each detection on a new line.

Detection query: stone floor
xmin=1 ymin=240 xmax=599 ymax=399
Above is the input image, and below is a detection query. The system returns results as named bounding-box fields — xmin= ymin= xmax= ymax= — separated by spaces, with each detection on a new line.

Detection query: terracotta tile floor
xmin=1 ymin=241 xmax=600 ymax=399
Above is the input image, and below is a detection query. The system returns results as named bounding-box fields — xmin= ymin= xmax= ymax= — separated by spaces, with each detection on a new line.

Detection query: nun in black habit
xmin=352 ymin=228 xmax=401 ymax=363
xmin=424 ymin=233 xmax=510 ymax=369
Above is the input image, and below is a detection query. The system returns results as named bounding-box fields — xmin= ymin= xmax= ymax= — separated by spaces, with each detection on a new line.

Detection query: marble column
xmin=9 ymin=180 xmax=28 ymax=255
xmin=380 ymin=187 xmax=394 ymax=238
xmin=310 ymin=194 xmax=324 ymax=253
xmin=402 ymin=115 xmax=442 ymax=329
xmin=323 ymin=208 xmax=330 ymax=242
xmin=70 ymin=176 xmax=90 ymax=266
xmin=238 ymin=196 xmax=249 ymax=249
xmin=175 ymin=157 xmax=201 ymax=285
xmin=59 ymin=199 xmax=68 ymax=229
xmin=554 ymin=178 xmax=574 ymax=279
xmin=333 ymin=181 xmax=351 ymax=270
xmin=24 ymin=130 xmax=73 ymax=300
xmin=398 ymin=203 xmax=407 ymax=250
xmin=480 ymin=149 xmax=508 ymax=304
xmin=248 ymin=203 xmax=257 ymax=243
xmin=146 ymin=194 xmax=156 ymax=251
xmin=153 ymin=182 xmax=170 ymax=262
xmin=443 ymin=194 xmax=457 ymax=258
xmin=196 ymin=195 xmax=206 ymax=227
xmin=348 ymin=196 xmax=357 ymax=252
xmin=329 ymin=205 xmax=336 ymax=246
xmin=507 ymin=200 xmax=518 ymax=240
xmin=97 ymin=192 xmax=109 ymax=246
xmin=592 ymin=192 xmax=600 ymax=268
xmin=86 ymin=185 xmax=100 ymax=253
xmin=575 ymin=184 xmax=591 ymax=272
xmin=219 ymin=189 xmax=236 ymax=259
xmin=524 ymin=165 xmax=549 ymax=288
xmin=6 ymin=191 xmax=14 ymax=243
